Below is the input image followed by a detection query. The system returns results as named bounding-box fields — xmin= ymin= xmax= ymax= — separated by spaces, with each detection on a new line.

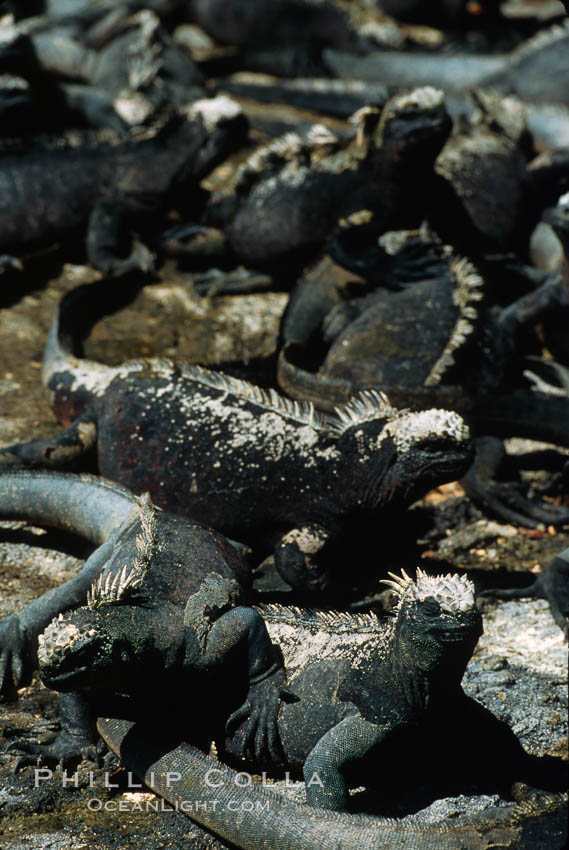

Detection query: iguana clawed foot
xmin=226 ymin=666 xmax=289 ymax=766
xmin=480 ymin=550 xmax=569 ymax=637
xmin=7 ymin=728 xmax=103 ymax=771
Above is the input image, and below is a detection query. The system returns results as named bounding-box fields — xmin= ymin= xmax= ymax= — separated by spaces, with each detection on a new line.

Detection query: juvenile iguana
xmin=0 ymin=469 xmax=286 ymax=762
xmin=0 ymin=282 xmax=473 ymax=594
xmin=24 ymin=561 xmax=569 ymax=849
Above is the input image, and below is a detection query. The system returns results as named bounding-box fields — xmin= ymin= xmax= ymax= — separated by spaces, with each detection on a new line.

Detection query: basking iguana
xmin=0 ymin=282 xmax=473 ymax=594
xmin=207 ymin=86 xmax=452 ymax=270
xmin=0 ymin=469 xmax=287 ymax=762
xmin=0 ymin=95 xmax=247 ymax=276
xmin=278 ymin=237 xmax=569 ymax=493
xmin=24 ymin=561 xmax=569 ymax=848
xmin=19 ymin=6 xmax=206 ymax=120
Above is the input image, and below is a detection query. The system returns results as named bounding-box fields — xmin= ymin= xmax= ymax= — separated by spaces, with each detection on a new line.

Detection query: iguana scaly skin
xmin=0 ymin=285 xmax=473 ymax=593
xmin=28 ymin=564 xmax=566 ymax=849
xmin=98 ymin=719 xmax=567 ymax=850
xmin=0 ymin=470 xmax=286 ymax=763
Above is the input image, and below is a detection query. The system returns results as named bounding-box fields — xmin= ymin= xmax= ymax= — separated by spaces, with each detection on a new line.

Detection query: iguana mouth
xmin=40 ymin=664 xmax=90 ymax=688
xmin=438 ymin=626 xmax=478 ymax=644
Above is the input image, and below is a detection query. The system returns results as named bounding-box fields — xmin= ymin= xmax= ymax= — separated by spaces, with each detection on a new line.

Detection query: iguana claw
xmin=226 ymin=667 xmax=287 ymax=767
xmin=9 ymin=731 xmax=102 ymax=771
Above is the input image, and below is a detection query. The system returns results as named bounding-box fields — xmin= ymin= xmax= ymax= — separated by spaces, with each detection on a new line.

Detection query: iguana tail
xmin=41 ymin=278 xmax=141 ymax=424
xmin=0 ymin=470 xmax=139 ymax=545
xmin=471 ymin=389 xmax=569 ymax=448
xmin=322 ymin=48 xmax=505 ymax=92
xmin=98 ymin=717 xmax=565 ymax=850
xmin=277 ymin=343 xmax=472 ymax=413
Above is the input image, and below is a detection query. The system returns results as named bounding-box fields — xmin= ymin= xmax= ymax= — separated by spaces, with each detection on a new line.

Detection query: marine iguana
xmin=277 ymin=239 xmax=569 ymax=542
xmin=0 ymin=281 xmax=473 ymax=594
xmin=0 ymin=94 xmax=247 ymax=276
xmin=0 ymin=27 xmax=129 ymax=137
xmin=24 ymin=564 xmax=569 ymax=848
xmin=0 ymin=469 xmax=287 ymax=762
xmin=208 ymin=86 xmax=452 ymax=269
xmin=23 ymin=6 xmax=207 ymax=120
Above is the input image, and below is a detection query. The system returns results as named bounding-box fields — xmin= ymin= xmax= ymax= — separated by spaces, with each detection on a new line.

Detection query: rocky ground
xmin=0 ymin=258 xmax=567 ymax=848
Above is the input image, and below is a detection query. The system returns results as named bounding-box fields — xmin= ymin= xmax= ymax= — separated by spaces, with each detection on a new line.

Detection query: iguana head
xmin=38 ymin=495 xmax=159 ymax=691
xmin=383 ymin=568 xmax=482 ymax=677
xmin=373 ymin=87 xmax=452 ymax=165
xmin=37 ymin=607 xmax=114 ymax=691
xmin=332 ymin=392 xmax=473 ymax=510
xmin=37 ymin=588 xmax=156 ymax=693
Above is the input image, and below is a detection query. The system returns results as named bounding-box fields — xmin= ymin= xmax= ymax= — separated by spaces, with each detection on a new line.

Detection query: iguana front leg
xmin=86 ymin=198 xmax=155 ymax=276
xmin=303 ymin=714 xmax=389 ymax=810
xmin=9 ymin=691 xmax=101 ymax=769
xmin=0 ymin=537 xmax=116 ymax=699
xmin=274 ymin=524 xmax=333 ymax=591
xmin=183 ymin=574 xmax=287 ymax=764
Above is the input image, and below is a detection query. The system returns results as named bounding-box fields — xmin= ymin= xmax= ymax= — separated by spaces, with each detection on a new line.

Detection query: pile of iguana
xmin=0 ymin=469 xmax=286 ymax=764
xmin=277 ymin=227 xmax=569 ymax=533
xmin=207 ymin=86 xmax=452 ymax=269
xmin=0 ymin=3 xmax=567 ymax=847
xmin=0 ymin=479 xmax=565 ymax=849
xmin=0 ymin=282 xmax=473 ymax=595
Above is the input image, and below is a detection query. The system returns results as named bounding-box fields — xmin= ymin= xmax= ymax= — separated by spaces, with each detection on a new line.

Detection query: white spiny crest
xmin=424 ymin=255 xmax=484 ymax=388
xmin=380 ymin=568 xmax=415 ymax=597
xmin=391 ymin=86 xmax=445 ymax=112
xmin=381 ymin=568 xmax=475 ymax=614
xmin=133 ymin=492 xmax=156 ymax=567
xmin=255 ymin=603 xmax=379 ymax=633
xmin=87 ymin=493 xmax=156 ymax=610
xmin=115 ymin=358 xmax=329 ymax=431
xmin=330 ymin=389 xmax=400 ymax=435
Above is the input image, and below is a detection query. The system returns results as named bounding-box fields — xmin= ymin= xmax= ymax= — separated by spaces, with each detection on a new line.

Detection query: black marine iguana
xmin=0 ymin=469 xmax=287 ymax=761
xmin=277 ymin=235 xmax=569 ymax=627
xmin=0 ymin=94 xmax=247 ymax=276
xmin=207 ymin=86 xmax=452 ymax=269
xmin=18 ymin=6 xmax=206 ymax=120
xmin=23 ymin=560 xmax=568 ymax=849
xmin=0 ymin=283 xmax=473 ymax=594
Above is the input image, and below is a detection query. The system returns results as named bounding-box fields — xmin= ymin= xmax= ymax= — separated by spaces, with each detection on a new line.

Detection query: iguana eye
xmin=421 ymin=596 xmax=441 ymax=616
